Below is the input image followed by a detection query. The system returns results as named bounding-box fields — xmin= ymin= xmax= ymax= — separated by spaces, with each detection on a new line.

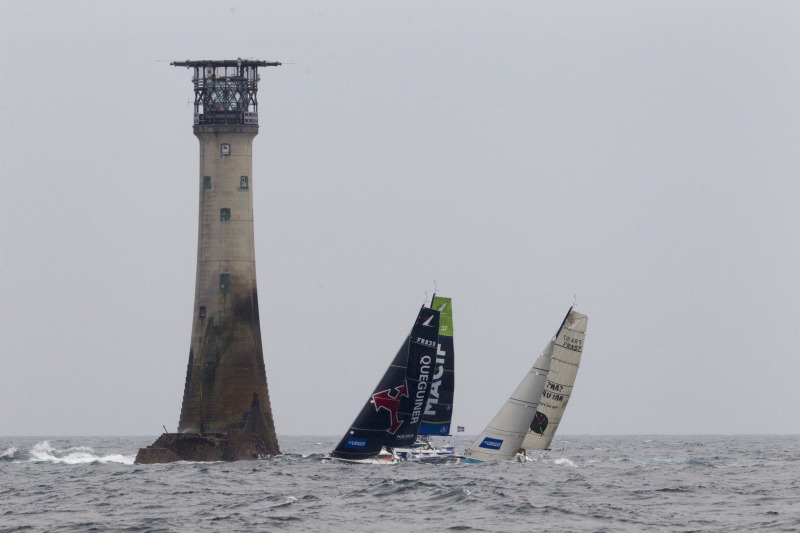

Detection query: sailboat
xmin=521 ymin=309 xmax=588 ymax=453
xmin=462 ymin=307 xmax=582 ymax=462
xmin=330 ymin=300 xmax=441 ymax=464
xmin=394 ymin=296 xmax=455 ymax=461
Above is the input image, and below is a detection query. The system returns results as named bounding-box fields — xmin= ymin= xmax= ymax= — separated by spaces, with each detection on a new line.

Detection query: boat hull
xmin=395 ymin=445 xmax=454 ymax=462
xmin=328 ymin=455 xmax=399 ymax=465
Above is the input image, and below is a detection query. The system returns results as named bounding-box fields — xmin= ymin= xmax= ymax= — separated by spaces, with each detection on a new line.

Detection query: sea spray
xmin=28 ymin=440 xmax=134 ymax=465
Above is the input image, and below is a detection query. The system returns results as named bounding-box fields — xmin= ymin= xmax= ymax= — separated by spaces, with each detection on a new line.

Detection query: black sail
xmin=331 ymin=305 xmax=441 ymax=460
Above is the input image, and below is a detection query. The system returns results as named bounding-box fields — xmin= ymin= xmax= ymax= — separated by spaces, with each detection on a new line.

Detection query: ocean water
xmin=1 ymin=435 xmax=798 ymax=532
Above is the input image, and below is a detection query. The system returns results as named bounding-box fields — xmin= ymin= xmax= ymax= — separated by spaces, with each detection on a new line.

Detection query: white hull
xmin=457 ymin=452 xmax=543 ymax=464
xmin=394 ymin=445 xmax=454 ymax=461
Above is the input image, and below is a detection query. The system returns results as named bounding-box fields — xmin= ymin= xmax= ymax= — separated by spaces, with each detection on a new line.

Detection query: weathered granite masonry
xmin=137 ymin=60 xmax=280 ymax=463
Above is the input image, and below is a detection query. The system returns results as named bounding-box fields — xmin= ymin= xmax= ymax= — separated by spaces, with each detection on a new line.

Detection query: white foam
xmin=28 ymin=441 xmax=135 ymax=465
xmin=1 ymin=446 xmax=18 ymax=459
xmin=554 ymin=457 xmax=576 ymax=467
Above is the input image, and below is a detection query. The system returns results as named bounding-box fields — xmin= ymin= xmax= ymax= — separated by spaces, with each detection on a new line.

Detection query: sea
xmin=1 ymin=435 xmax=797 ymax=532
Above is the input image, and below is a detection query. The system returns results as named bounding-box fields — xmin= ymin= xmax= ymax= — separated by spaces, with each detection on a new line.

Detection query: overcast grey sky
xmin=1 ymin=1 xmax=798 ymax=437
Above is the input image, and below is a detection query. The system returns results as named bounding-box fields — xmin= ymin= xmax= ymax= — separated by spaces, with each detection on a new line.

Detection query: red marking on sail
xmin=372 ymin=382 xmax=409 ymax=434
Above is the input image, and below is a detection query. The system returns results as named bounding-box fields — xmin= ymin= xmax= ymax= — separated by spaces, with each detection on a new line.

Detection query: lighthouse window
xmin=220 ymin=143 xmax=231 ymax=156
xmin=240 ymin=175 xmax=249 ymax=190
xmin=219 ymin=273 xmax=231 ymax=294
xmin=203 ymin=176 xmax=211 ymax=189
xmin=220 ymin=208 xmax=231 ymax=221
xmin=199 ymin=306 xmax=206 ymax=319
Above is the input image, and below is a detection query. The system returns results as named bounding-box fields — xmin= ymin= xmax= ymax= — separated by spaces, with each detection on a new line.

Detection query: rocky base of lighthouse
xmin=135 ymin=432 xmax=277 ymax=464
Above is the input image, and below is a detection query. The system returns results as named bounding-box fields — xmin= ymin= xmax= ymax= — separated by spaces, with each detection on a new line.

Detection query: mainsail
xmin=418 ymin=296 xmax=454 ymax=436
xmin=462 ymin=310 xmax=581 ymax=461
xmin=331 ymin=304 xmax=441 ymax=461
xmin=522 ymin=308 xmax=588 ymax=450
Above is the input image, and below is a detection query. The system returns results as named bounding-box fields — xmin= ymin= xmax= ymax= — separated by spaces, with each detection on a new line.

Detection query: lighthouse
xmin=136 ymin=59 xmax=281 ymax=463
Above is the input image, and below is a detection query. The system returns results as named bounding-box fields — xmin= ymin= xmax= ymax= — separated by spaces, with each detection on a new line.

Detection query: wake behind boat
xmin=462 ymin=307 xmax=585 ymax=463
xmin=330 ymin=299 xmax=442 ymax=464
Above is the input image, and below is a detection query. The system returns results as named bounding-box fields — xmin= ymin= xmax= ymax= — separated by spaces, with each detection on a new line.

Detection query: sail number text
xmin=561 ymin=334 xmax=583 ymax=352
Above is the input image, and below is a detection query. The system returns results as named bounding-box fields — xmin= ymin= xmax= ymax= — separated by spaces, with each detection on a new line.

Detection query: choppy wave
xmin=1 ymin=435 xmax=798 ymax=532
xmin=27 ymin=440 xmax=134 ymax=465
xmin=553 ymin=457 xmax=576 ymax=467
xmin=1 ymin=446 xmax=18 ymax=461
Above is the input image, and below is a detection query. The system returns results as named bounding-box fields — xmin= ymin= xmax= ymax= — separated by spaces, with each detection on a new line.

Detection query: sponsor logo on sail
xmin=410 ymin=354 xmax=433 ymax=424
xmin=344 ymin=437 xmax=368 ymax=449
xmin=478 ymin=437 xmax=504 ymax=450
xmin=530 ymin=411 xmax=549 ymax=435
xmin=424 ymin=343 xmax=447 ymax=417
xmin=372 ymin=382 xmax=408 ymax=434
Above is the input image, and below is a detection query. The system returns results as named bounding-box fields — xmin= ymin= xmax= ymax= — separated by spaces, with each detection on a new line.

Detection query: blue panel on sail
xmin=344 ymin=437 xmax=368 ymax=450
xmin=418 ymin=422 xmax=451 ymax=436
xmin=478 ymin=437 xmax=503 ymax=450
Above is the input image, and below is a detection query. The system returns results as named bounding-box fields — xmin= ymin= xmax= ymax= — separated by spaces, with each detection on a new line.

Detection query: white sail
xmin=522 ymin=310 xmax=588 ymax=450
xmin=462 ymin=340 xmax=554 ymax=462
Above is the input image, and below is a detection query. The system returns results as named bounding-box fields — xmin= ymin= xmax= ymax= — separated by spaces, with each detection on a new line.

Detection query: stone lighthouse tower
xmin=136 ymin=59 xmax=281 ymax=463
